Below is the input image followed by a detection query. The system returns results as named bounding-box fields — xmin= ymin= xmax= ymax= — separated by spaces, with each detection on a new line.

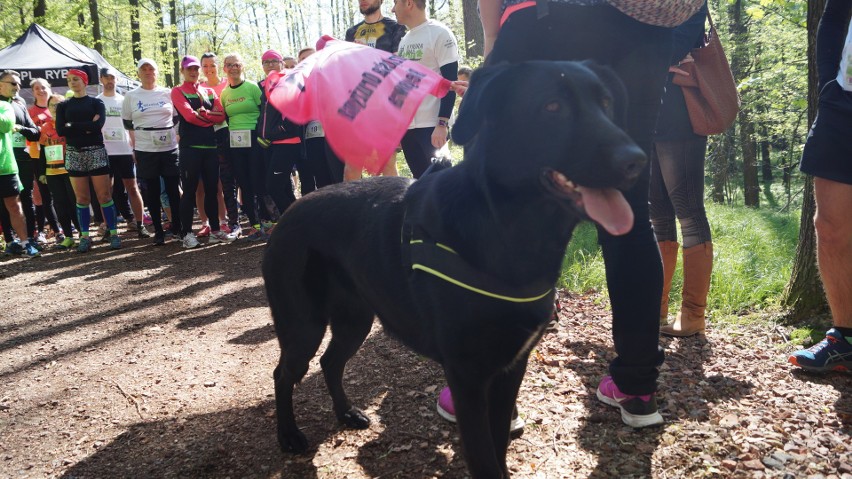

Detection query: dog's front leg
xmin=445 ymin=371 xmax=508 ymax=479
xmin=488 ymin=360 xmax=529 ymax=477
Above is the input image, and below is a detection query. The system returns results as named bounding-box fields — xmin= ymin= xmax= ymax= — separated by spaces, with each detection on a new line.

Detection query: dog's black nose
xmin=614 ymin=144 xmax=647 ymax=182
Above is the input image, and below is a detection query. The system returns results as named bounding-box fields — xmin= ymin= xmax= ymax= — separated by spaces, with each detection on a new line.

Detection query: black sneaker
xmin=153 ymin=231 xmax=165 ymax=246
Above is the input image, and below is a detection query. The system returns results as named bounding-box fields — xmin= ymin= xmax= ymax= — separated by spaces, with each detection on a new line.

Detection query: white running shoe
xmin=181 ymin=232 xmax=200 ymax=249
xmin=208 ymin=230 xmax=237 ymax=244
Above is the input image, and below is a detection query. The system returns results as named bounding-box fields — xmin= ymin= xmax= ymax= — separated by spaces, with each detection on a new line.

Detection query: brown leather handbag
xmin=606 ymin=0 xmax=705 ymax=27
xmin=672 ymin=12 xmax=741 ymax=135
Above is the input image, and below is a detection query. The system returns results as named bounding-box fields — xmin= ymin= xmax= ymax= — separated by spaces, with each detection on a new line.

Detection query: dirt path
xmin=0 ymin=231 xmax=849 ymax=478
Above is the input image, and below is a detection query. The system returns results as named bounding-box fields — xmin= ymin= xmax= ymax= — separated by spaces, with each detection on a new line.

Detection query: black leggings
xmin=649 ymin=138 xmax=711 ymax=248
xmin=223 ymin=134 xmax=261 ymax=227
xmin=34 ymin=178 xmax=60 ymax=234
xmin=489 ymin=3 xmax=672 ymax=395
xmin=143 ymin=175 xmax=181 ymax=234
xmin=400 ymin=127 xmax=436 ymax=179
xmin=179 ymin=147 xmax=220 ymax=235
xmin=264 ymin=143 xmax=303 ymax=215
xmin=45 ymin=174 xmax=79 ymax=237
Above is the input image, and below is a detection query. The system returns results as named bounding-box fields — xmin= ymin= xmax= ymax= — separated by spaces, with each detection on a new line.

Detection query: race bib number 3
xmin=230 ymin=130 xmax=251 ymax=148
xmin=12 ymin=132 xmax=26 ymax=148
xmin=44 ymin=145 xmax=64 ymax=164
xmin=152 ymin=131 xmax=174 ymax=147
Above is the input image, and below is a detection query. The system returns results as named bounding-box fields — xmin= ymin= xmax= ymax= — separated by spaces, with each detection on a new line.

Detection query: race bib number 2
xmin=103 ymin=127 xmax=125 ymax=142
xmin=230 ymin=130 xmax=251 ymax=148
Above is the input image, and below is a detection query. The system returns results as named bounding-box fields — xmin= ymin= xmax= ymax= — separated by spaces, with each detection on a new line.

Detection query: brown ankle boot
xmin=661 ymin=242 xmax=713 ymax=337
xmin=658 ymin=241 xmax=679 ymax=325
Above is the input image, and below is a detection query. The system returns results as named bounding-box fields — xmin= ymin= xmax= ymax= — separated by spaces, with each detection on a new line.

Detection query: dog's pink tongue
xmin=577 ymin=187 xmax=634 ymax=236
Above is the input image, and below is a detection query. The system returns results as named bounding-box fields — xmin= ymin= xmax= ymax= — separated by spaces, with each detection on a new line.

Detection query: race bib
xmin=152 ymin=131 xmax=174 ymax=147
xmin=44 ymin=145 xmax=64 ymax=164
xmin=103 ymin=127 xmax=125 ymax=142
xmin=305 ymin=121 xmax=324 ymax=139
xmin=230 ymin=130 xmax=251 ymax=148
xmin=12 ymin=132 xmax=26 ymax=148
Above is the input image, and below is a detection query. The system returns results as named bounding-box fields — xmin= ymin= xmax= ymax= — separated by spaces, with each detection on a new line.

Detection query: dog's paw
xmin=278 ymin=429 xmax=310 ymax=454
xmin=340 ymin=408 xmax=371 ymax=429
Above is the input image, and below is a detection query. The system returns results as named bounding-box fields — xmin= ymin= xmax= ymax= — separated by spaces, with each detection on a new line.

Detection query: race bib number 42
xmin=152 ymin=131 xmax=174 ymax=147
xmin=230 ymin=130 xmax=251 ymax=148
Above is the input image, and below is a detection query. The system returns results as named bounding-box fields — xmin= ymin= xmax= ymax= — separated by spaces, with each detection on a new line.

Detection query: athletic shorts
xmin=800 ymin=80 xmax=852 ymax=185
xmin=66 ymin=145 xmax=110 ymax=177
xmin=134 ymin=149 xmax=180 ymax=180
xmin=109 ymin=154 xmax=137 ymax=179
xmin=0 ymin=173 xmax=22 ymax=198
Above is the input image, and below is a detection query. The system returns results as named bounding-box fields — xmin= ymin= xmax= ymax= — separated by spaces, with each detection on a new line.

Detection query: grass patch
xmin=558 ymin=203 xmax=801 ymax=321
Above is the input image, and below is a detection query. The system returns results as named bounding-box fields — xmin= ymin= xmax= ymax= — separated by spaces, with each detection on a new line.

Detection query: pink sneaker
xmin=595 ymin=376 xmax=663 ymax=428
xmin=196 ymin=224 xmax=211 ymax=237
xmin=436 ymin=387 xmax=524 ymax=432
xmin=220 ymin=223 xmax=231 ymax=234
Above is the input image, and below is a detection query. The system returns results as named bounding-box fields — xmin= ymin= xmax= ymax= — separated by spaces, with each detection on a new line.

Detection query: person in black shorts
xmin=55 ymin=68 xmax=121 ymax=252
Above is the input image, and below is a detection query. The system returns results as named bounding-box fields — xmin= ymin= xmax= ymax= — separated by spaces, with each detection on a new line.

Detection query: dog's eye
xmin=545 ymin=101 xmax=561 ymax=112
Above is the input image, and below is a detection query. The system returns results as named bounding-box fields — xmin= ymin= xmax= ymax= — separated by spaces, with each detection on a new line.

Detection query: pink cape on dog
xmin=265 ymin=35 xmax=452 ymax=175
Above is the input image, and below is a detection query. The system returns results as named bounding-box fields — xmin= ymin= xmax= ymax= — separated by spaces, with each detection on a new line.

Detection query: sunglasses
xmin=0 ymin=80 xmax=21 ymax=87
xmin=262 ymin=60 xmax=281 ymax=66
xmin=224 ymin=62 xmax=243 ymax=69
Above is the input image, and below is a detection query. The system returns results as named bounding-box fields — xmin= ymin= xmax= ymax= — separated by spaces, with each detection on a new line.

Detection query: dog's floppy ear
xmin=451 ymin=63 xmax=515 ymax=145
xmin=579 ymin=60 xmax=629 ymax=127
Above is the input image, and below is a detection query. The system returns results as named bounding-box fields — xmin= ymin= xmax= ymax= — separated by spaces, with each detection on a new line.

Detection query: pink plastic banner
xmin=265 ymin=35 xmax=452 ymax=174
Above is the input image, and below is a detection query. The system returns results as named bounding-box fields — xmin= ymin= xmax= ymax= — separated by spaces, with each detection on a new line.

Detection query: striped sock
xmin=76 ymin=204 xmax=90 ymax=236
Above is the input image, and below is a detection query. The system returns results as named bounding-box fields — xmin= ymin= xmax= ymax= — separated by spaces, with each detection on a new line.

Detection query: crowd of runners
xmin=0 ymin=0 xmax=469 ymax=256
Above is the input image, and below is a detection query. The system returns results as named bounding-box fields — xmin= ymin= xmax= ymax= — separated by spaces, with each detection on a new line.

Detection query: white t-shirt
xmin=396 ymin=19 xmax=459 ymax=129
xmin=837 ymin=22 xmax=852 ymax=91
xmin=97 ymin=93 xmax=134 ymax=156
xmin=121 ymin=86 xmax=178 ymax=152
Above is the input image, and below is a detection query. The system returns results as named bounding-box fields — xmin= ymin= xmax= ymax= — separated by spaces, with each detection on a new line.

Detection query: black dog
xmin=262 ymin=60 xmax=645 ymax=478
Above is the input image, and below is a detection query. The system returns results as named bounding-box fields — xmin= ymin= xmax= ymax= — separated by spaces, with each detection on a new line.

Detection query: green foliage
xmin=558 ymin=203 xmax=800 ymax=320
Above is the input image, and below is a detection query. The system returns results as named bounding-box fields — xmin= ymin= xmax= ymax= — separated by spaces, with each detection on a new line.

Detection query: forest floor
xmin=0 ymin=224 xmax=849 ymax=479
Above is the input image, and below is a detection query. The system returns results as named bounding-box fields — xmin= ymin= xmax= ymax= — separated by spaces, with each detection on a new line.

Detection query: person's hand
xmin=432 ymin=124 xmax=448 ymax=149
xmin=38 ymin=175 xmax=47 ymax=184
xmin=670 ymin=53 xmax=695 ymax=76
xmin=92 ymin=114 xmax=100 ymax=122
xmin=451 ymin=81 xmax=469 ymax=97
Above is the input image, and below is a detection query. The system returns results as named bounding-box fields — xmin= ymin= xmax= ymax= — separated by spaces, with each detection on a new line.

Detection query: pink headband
xmin=67 ymin=68 xmax=89 ymax=85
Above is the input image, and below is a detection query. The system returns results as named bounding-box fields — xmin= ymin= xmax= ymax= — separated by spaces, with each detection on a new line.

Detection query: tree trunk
xmin=760 ymin=138 xmax=772 ymax=183
xmin=151 ymin=0 xmax=172 ymax=87
xmin=88 ymin=0 xmax=103 ymax=53
xmin=169 ymin=0 xmax=178 ymax=83
xmin=130 ymin=0 xmax=142 ymax=64
xmin=462 ymin=0 xmax=483 ymax=58
xmin=33 ymin=0 xmax=46 ymax=19
xmin=728 ymin=0 xmax=759 ymax=207
xmin=782 ymin=0 xmax=828 ymax=319
xmin=708 ymin=132 xmax=731 ymax=204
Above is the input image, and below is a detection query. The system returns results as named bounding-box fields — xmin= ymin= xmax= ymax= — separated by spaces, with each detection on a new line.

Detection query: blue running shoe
xmin=109 ymin=234 xmax=121 ymax=250
xmin=24 ymin=240 xmax=41 ymax=257
xmin=4 ymin=241 xmax=24 ymax=255
xmin=789 ymin=328 xmax=852 ymax=373
xmin=77 ymin=236 xmax=92 ymax=253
